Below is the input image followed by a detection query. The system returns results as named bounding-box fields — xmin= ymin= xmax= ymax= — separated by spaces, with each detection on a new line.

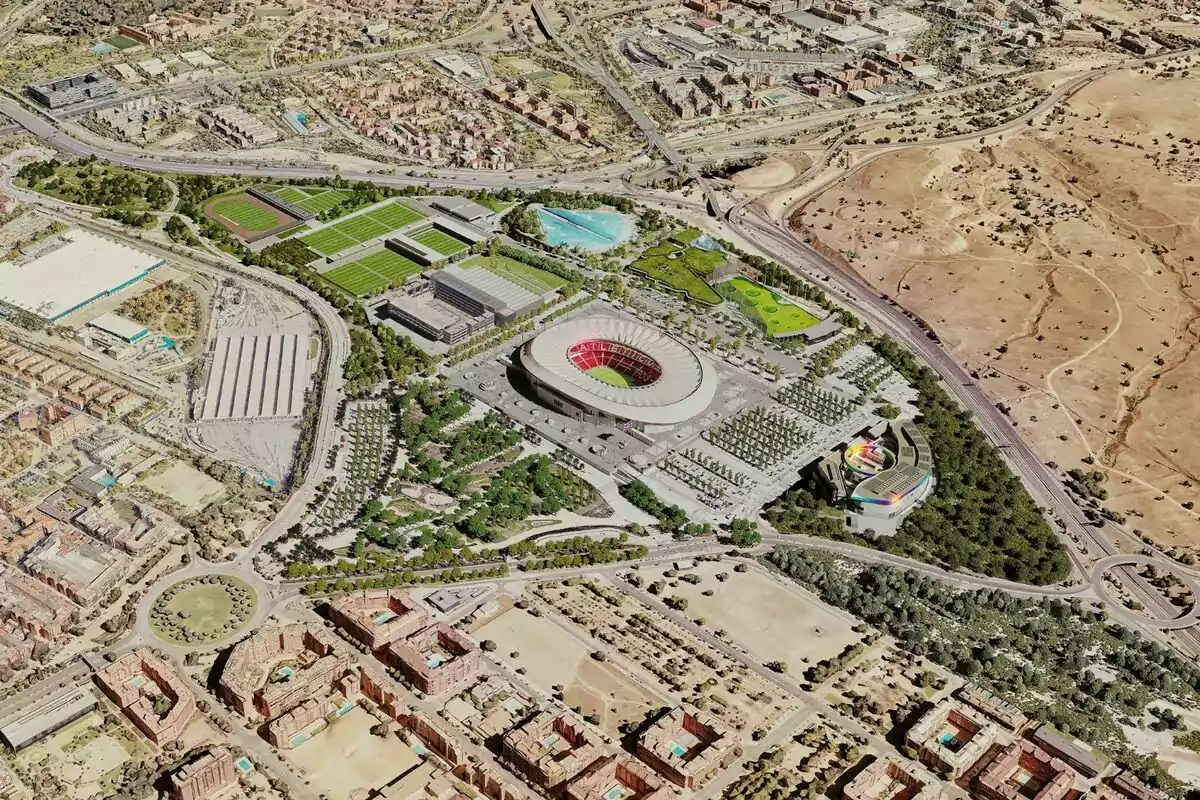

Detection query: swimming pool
xmin=535 ymin=207 xmax=635 ymax=252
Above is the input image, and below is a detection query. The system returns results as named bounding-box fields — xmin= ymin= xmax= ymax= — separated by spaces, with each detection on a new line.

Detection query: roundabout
xmin=1090 ymin=554 xmax=1200 ymax=631
xmin=148 ymin=573 xmax=259 ymax=645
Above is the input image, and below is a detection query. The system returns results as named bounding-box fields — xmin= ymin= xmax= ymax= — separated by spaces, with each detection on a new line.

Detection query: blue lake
xmin=536 ymin=207 xmax=635 ymax=252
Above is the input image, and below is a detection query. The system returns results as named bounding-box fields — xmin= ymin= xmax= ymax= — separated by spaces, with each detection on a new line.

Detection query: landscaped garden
xmin=719 ymin=276 xmax=821 ymax=337
xmin=149 ymin=575 xmax=257 ymax=644
xmin=627 ymin=234 xmax=725 ymax=305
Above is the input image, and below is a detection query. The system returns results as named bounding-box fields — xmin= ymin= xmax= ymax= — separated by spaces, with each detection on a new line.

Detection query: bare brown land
xmin=793 ymin=65 xmax=1200 ymax=557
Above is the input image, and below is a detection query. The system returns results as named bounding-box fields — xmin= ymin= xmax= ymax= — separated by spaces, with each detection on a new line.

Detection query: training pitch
xmin=299 ymin=202 xmax=427 ymax=256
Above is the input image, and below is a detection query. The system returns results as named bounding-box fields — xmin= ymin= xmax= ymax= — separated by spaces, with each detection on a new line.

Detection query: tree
xmin=481 ymin=639 xmax=498 ymax=652
xmin=765 ymin=660 xmax=788 ymax=673
xmin=728 ymin=518 xmax=762 ymax=547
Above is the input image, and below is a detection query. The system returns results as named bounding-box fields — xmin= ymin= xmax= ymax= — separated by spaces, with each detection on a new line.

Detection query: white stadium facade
xmin=519 ymin=316 xmax=717 ymax=428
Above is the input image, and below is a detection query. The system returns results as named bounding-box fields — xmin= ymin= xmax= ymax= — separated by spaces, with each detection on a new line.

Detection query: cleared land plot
xmin=476 ymin=604 xmax=666 ymax=736
xmin=526 ymin=579 xmax=796 ymax=734
xmin=722 ymin=277 xmax=820 ymax=336
xmin=204 ymin=193 xmax=298 ymax=240
xmin=467 ymin=253 xmax=566 ymax=293
xmin=660 ymin=561 xmax=862 ymax=667
xmin=286 ymin=707 xmax=421 ymax=800
xmin=299 ymin=202 xmax=426 ymax=256
xmin=411 ymin=228 xmax=467 ymax=256
xmin=16 ymin=711 xmax=140 ymax=800
xmin=137 ymin=460 xmax=226 ymax=512
xmin=102 ymin=34 xmax=140 ymax=49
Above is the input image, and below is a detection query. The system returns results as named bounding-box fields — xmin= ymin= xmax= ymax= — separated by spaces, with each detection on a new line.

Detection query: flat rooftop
xmin=0 ymin=687 xmax=98 ymax=750
xmin=87 ymin=311 xmax=149 ymax=341
xmin=435 ymin=263 xmax=541 ymax=315
xmin=199 ymin=331 xmax=310 ymax=421
xmin=0 ymin=229 xmax=163 ymax=322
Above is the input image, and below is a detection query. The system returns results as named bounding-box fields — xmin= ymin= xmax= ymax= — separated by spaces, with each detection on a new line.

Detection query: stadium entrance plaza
xmin=445 ymin=300 xmax=912 ymax=520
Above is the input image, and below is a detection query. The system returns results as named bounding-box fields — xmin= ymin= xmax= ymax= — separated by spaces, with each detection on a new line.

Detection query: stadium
xmin=519 ymin=316 xmax=717 ymax=428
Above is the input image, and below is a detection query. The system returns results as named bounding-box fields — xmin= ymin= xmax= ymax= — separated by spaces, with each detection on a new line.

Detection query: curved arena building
xmin=519 ymin=316 xmax=717 ymax=428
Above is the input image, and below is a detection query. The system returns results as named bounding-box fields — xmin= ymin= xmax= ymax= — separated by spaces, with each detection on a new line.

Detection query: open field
xmin=14 ymin=711 xmax=141 ymax=800
xmin=299 ymin=202 xmax=426 ymax=256
xmin=465 ymin=253 xmax=567 ymax=293
xmin=476 ymin=603 xmax=668 ymax=736
xmin=286 ymin=707 xmax=421 ymax=800
xmin=137 ymin=460 xmax=227 ymax=512
xmin=322 ymin=249 xmax=424 ymax=296
xmin=793 ymin=65 xmax=1200 ymax=556
xmin=411 ymin=227 xmax=468 ymax=256
xmin=653 ymin=561 xmax=863 ymax=669
xmin=204 ymin=193 xmax=299 ymax=240
xmin=514 ymin=578 xmax=798 ymax=735
xmin=719 ymin=276 xmax=820 ymax=336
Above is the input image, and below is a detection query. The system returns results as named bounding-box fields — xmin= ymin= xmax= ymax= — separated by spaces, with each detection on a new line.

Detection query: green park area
xmin=465 ymin=253 xmax=566 ymax=293
xmin=15 ymin=158 xmax=173 ymax=211
xmin=150 ymin=575 xmax=257 ymax=645
xmin=265 ymin=185 xmax=355 ymax=216
xmin=412 ymin=227 xmax=469 ymax=256
xmin=628 ymin=236 xmax=725 ymax=305
xmin=322 ymin=248 xmax=425 ymax=297
xmin=299 ymin=201 xmax=426 ymax=256
xmin=719 ymin=276 xmax=820 ymax=336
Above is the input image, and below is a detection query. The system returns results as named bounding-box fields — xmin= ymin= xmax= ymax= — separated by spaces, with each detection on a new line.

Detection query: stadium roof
xmin=0 ymin=230 xmax=163 ymax=321
xmin=521 ymin=316 xmax=717 ymax=426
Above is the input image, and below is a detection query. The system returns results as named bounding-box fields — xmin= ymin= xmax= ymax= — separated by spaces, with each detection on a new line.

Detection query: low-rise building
xmin=94 ymin=648 xmax=196 ymax=744
xmin=636 ymin=705 xmax=734 ymax=789
xmin=170 ymin=746 xmax=238 ymax=800
xmin=502 ymin=711 xmax=601 ymax=790
xmin=1028 ymin=725 xmax=1111 ymax=779
xmin=327 ymin=589 xmax=429 ymax=650
xmin=385 ymin=622 xmax=481 ymax=696
xmin=957 ymin=685 xmax=1028 ymax=731
xmin=0 ymin=686 xmax=98 ymax=750
xmin=843 ymin=756 xmax=945 ymax=800
xmin=975 ymin=741 xmax=1075 ymax=800
xmin=27 ymin=73 xmax=117 ymax=108
xmin=0 ymin=567 xmax=78 ymax=639
xmin=905 ymin=699 xmax=1000 ymax=777
xmin=566 ymin=756 xmax=671 ymax=800
xmin=21 ymin=526 xmax=127 ymax=606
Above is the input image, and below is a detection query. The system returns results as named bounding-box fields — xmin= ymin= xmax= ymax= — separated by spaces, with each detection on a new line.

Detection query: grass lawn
xmin=151 ymin=577 xmax=257 ymax=643
xmin=671 ymin=227 xmax=704 ymax=245
xmin=207 ymin=196 xmax=285 ymax=231
xmin=269 ymin=186 xmax=308 ymax=204
xmin=467 ymin=253 xmax=566 ymax=293
xmin=721 ymin=276 xmax=820 ymax=335
xmin=681 ymin=246 xmax=724 ymax=275
xmin=366 ymin=201 xmax=425 ymax=229
xmin=299 ymin=226 xmax=359 ymax=256
xmin=412 ymin=227 xmax=468 ymax=256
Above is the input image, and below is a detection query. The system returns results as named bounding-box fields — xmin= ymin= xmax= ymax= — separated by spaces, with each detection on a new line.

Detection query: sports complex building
xmin=816 ymin=419 xmax=933 ymax=534
xmin=517 ymin=316 xmax=718 ymax=428
xmin=0 ymin=229 xmax=163 ymax=323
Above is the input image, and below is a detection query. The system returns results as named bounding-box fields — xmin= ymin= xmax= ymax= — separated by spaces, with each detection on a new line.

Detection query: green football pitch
xmin=299 ymin=202 xmax=427 ymax=256
xmin=322 ymin=249 xmax=425 ymax=296
xmin=207 ymin=196 xmax=287 ymax=231
xmin=586 ymin=365 xmax=634 ymax=387
xmin=412 ymin=228 xmax=468 ymax=256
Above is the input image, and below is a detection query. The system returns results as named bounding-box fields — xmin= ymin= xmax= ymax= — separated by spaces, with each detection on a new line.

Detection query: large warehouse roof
xmin=521 ymin=316 xmax=717 ymax=426
xmin=0 ymin=229 xmax=163 ymax=321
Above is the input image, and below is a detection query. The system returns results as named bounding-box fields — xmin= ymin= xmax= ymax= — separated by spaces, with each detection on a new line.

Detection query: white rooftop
xmin=0 ymin=229 xmax=163 ymax=322
xmin=88 ymin=312 xmax=149 ymax=341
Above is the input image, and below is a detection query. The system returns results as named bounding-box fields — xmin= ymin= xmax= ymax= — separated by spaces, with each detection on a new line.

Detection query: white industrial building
xmin=198 ymin=331 xmax=311 ymax=421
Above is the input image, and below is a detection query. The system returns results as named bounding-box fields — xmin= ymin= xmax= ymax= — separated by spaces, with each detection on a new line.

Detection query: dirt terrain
xmin=792 ymin=65 xmax=1200 ymax=556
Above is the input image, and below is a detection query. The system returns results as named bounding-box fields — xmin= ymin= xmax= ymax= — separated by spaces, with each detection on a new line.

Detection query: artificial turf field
xmin=322 ymin=249 xmax=425 ymax=296
xmin=204 ymin=193 xmax=296 ymax=238
xmin=299 ymin=201 xmax=426 ymax=256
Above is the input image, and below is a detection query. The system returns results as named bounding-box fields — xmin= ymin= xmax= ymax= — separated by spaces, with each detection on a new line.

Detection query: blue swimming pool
xmin=535 ymin=207 xmax=635 ymax=252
